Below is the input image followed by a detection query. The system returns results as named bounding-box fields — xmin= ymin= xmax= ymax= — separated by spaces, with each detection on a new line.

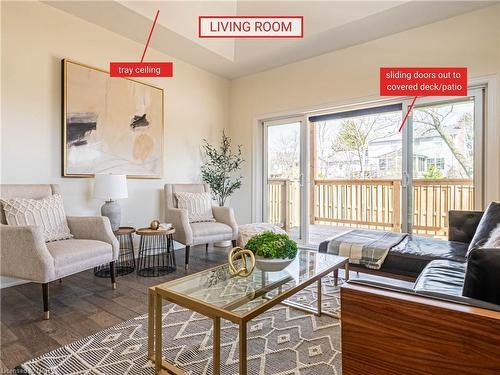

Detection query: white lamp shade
xmin=93 ymin=174 xmax=128 ymax=200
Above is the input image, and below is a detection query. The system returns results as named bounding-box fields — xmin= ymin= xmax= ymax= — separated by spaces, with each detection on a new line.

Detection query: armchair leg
xmin=42 ymin=283 xmax=49 ymax=320
xmin=110 ymin=261 xmax=117 ymax=290
xmin=185 ymin=246 xmax=190 ymax=270
xmin=232 ymin=240 xmax=237 ymax=248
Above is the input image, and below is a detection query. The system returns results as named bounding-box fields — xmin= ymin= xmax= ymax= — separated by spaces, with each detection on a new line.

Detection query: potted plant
xmin=201 ymin=130 xmax=244 ymax=247
xmin=245 ymin=231 xmax=298 ymax=272
xmin=201 ymin=130 xmax=244 ymax=207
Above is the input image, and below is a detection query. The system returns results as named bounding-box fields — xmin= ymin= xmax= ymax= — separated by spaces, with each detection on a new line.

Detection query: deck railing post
xmin=284 ymin=180 xmax=290 ymax=231
xmin=393 ymin=180 xmax=401 ymax=232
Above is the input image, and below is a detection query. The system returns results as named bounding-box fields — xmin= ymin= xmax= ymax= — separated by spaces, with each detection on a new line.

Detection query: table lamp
xmin=93 ymin=174 xmax=128 ymax=231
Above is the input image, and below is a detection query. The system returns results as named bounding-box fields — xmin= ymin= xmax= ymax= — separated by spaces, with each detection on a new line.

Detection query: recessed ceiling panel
xmin=45 ymin=1 xmax=495 ymax=78
xmin=122 ymin=1 xmax=238 ymax=61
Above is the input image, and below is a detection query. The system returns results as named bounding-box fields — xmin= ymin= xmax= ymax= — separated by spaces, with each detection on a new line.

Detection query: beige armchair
xmin=0 ymin=184 xmax=119 ymax=319
xmin=164 ymin=184 xmax=238 ymax=269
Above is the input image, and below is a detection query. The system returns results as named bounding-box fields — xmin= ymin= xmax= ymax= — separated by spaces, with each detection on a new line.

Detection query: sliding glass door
xmin=406 ymin=88 xmax=483 ymax=237
xmin=263 ymin=118 xmax=307 ymax=242
xmin=309 ymin=105 xmax=403 ymax=244
xmin=261 ymin=88 xmax=484 ymax=245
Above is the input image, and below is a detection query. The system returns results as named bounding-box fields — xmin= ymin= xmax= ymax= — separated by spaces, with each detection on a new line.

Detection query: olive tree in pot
xmin=201 ymin=130 xmax=244 ymax=247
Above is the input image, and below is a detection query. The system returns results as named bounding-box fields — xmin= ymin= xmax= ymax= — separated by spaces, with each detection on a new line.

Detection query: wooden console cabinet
xmin=341 ymin=283 xmax=500 ymax=375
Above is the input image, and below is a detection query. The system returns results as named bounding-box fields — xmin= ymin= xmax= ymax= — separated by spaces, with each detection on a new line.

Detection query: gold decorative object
xmin=150 ymin=220 xmax=160 ymax=230
xmin=228 ymin=247 xmax=255 ymax=277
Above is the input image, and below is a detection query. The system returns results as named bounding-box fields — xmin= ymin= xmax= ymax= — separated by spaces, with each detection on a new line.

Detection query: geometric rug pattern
xmin=20 ymin=276 xmax=343 ymax=375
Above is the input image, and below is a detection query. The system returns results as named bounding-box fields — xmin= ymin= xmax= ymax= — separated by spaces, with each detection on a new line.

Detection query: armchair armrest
xmin=463 ymin=247 xmax=500 ymax=305
xmin=66 ymin=216 xmax=119 ymax=260
xmin=0 ymin=224 xmax=55 ymax=283
xmin=212 ymin=206 xmax=238 ymax=240
xmin=165 ymin=208 xmax=193 ymax=246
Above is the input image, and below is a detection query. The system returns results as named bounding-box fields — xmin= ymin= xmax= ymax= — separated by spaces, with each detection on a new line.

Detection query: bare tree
xmin=331 ymin=115 xmax=395 ymax=178
xmin=413 ymin=107 xmax=472 ymax=179
xmin=269 ymin=131 xmax=299 ymax=179
xmin=316 ymin=122 xmax=334 ymax=178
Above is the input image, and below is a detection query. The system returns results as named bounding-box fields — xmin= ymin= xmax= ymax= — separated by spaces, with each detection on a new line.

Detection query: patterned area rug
xmin=19 ymin=276 xmax=343 ymax=375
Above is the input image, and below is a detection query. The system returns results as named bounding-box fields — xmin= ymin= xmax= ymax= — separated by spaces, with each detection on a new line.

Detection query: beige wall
xmin=1 ymin=2 xmax=230 ymax=228
xmin=2 ymin=3 xmax=500 ymax=235
xmin=229 ymin=4 xmax=500 ymax=224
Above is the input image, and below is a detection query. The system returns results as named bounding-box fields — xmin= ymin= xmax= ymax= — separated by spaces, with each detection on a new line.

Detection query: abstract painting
xmin=62 ymin=59 xmax=164 ymax=178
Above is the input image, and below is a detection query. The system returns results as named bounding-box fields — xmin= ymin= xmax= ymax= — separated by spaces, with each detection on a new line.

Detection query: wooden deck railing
xmin=412 ymin=179 xmax=474 ymax=236
xmin=267 ymin=178 xmax=474 ymax=236
xmin=267 ymin=179 xmax=300 ymax=230
xmin=313 ymin=179 xmax=401 ymax=231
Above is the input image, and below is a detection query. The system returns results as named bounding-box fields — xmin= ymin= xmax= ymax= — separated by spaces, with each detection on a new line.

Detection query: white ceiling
xmin=46 ymin=1 xmax=494 ymax=79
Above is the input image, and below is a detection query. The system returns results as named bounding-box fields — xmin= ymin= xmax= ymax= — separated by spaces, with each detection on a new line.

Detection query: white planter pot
xmin=255 ymin=255 xmax=295 ymax=272
xmin=214 ymin=240 xmax=232 ymax=247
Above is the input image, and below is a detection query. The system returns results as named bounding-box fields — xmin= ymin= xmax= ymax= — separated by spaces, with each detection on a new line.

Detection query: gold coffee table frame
xmin=148 ymin=251 xmax=348 ymax=375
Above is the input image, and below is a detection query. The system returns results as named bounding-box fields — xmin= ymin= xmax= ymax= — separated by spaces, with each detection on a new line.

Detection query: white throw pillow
xmin=175 ymin=192 xmax=215 ymax=223
xmin=2 ymin=194 xmax=73 ymax=242
xmin=484 ymin=223 xmax=500 ymax=248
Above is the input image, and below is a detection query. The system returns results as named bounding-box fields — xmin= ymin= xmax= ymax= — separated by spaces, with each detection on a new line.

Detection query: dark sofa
xmin=339 ymin=203 xmax=500 ymax=375
xmin=319 ymin=210 xmax=480 ymax=280
xmin=320 ymin=204 xmax=500 ymax=306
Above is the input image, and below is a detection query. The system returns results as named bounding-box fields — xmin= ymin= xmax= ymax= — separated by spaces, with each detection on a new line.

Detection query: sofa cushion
xmin=2 ymin=194 xmax=72 ymax=242
xmin=467 ymin=201 xmax=500 ymax=254
xmin=484 ymin=223 xmax=500 ymax=247
xmin=414 ymin=260 xmax=466 ymax=297
xmin=463 ymin=247 xmax=500 ymax=305
xmin=191 ymin=221 xmax=232 ymax=238
xmin=448 ymin=210 xmax=483 ymax=243
xmin=175 ymin=191 xmax=215 ymax=223
xmin=383 ymin=236 xmax=468 ymax=277
xmin=319 ymin=233 xmax=468 ymax=278
xmin=47 ymin=239 xmax=113 ymax=279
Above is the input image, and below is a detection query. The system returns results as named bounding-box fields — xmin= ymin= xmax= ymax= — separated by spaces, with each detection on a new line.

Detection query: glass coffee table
xmin=148 ymin=250 xmax=348 ymax=375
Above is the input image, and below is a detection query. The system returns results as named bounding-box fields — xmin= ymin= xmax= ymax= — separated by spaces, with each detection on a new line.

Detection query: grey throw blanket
xmin=327 ymin=229 xmax=407 ymax=269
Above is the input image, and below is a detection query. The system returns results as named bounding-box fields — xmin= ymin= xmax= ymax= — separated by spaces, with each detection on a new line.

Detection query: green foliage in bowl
xmin=245 ymin=231 xmax=298 ymax=259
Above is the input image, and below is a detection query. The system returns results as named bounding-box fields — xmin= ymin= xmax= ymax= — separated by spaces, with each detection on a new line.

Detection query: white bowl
xmin=255 ymin=255 xmax=295 ymax=272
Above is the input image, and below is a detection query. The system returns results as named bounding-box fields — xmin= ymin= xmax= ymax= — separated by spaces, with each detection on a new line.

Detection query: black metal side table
xmin=94 ymin=227 xmax=136 ymax=277
xmin=136 ymin=227 xmax=176 ymax=277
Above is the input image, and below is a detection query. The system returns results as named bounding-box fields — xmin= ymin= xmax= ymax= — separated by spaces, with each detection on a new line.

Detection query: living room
xmin=1 ymin=1 xmax=500 ymax=374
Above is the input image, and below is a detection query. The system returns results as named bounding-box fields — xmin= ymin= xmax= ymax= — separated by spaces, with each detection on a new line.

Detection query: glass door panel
xmin=309 ymin=105 xmax=403 ymax=245
xmin=410 ymin=90 xmax=482 ymax=238
xmin=264 ymin=120 xmax=304 ymax=241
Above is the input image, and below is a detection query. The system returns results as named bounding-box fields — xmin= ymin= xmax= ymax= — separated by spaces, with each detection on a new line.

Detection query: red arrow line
xmin=399 ymin=96 xmax=418 ymax=132
xmin=140 ymin=10 xmax=160 ymax=63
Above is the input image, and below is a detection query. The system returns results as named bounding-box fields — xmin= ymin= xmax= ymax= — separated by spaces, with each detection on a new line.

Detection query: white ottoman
xmin=237 ymin=223 xmax=287 ymax=247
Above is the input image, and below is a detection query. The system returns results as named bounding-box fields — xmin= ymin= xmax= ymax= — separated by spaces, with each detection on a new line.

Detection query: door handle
xmin=402 ymin=172 xmax=410 ymax=188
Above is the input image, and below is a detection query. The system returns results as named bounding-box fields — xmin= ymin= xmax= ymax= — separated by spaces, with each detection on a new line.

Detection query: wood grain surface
xmin=136 ymin=227 xmax=175 ymax=236
xmin=0 ymin=244 xmax=226 ymax=370
xmin=113 ymin=227 xmax=136 ymax=235
xmin=341 ymin=283 xmax=500 ymax=375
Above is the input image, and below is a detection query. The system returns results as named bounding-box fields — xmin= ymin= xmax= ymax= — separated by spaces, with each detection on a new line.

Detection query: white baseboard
xmin=0 ymin=276 xmax=28 ymax=289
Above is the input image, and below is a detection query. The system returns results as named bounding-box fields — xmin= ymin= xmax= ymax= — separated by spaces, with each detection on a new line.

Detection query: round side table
xmin=136 ymin=227 xmax=176 ymax=277
xmin=94 ymin=227 xmax=136 ymax=277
